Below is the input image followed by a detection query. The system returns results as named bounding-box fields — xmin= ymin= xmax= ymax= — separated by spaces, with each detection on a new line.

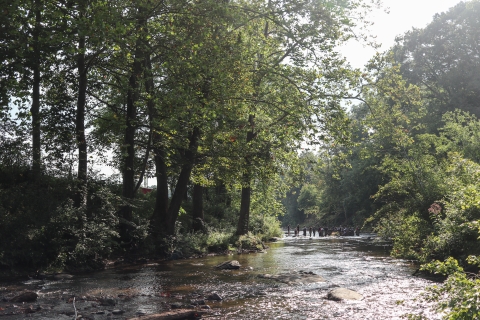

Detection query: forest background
xmin=1 ymin=0 xmax=480 ymax=317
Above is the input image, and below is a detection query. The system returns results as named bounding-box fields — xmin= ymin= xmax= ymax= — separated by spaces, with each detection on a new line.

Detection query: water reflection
xmin=0 ymin=235 xmax=441 ymax=319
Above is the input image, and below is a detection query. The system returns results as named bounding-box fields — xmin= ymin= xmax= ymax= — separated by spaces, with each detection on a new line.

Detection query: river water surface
xmin=0 ymin=234 xmax=441 ymax=319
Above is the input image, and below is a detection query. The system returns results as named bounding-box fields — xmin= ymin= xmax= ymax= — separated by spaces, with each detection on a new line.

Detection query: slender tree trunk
xmin=31 ymin=0 xmax=42 ymax=181
xmin=153 ymin=146 xmax=169 ymax=237
xmin=236 ymin=114 xmax=255 ymax=235
xmin=145 ymin=51 xmax=170 ymax=240
xmin=236 ymin=175 xmax=251 ymax=235
xmin=119 ymin=15 xmax=145 ymax=242
xmin=133 ymin=129 xmax=152 ymax=194
xmin=235 ymin=13 xmax=269 ymax=236
xmin=192 ymin=183 xmax=204 ymax=232
xmin=75 ymin=25 xmax=88 ymax=207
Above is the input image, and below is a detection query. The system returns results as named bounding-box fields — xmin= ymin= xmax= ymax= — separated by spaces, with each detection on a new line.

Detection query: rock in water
xmin=169 ymin=251 xmax=183 ymax=260
xmin=327 ymin=288 xmax=363 ymax=301
xmin=215 ymin=260 xmax=241 ymax=270
xmin=53 ymin=273 xmax=74 ymax=280
xmin=99 ymin=297 xmax=116 ymax=306
xmin=206 ymin=293 xmax=222 ymax=301
xmin=112 ymin=310 xmax=125 ymax=315
xmin=10 ymin=291 xmax=38 ymax=303
xmin=258 ymin=272 xmax=325 ymax=285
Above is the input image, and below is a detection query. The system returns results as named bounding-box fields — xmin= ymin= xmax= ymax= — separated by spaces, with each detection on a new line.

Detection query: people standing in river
xmin=324 ymin=226 xmax=329 ymax=236
xmin=309 ymin=227 xmax=312 ymax=237
xmin=313 ymin=227 xmax=316 ymax=237
xmin=287 ymin=225 xmax=290 ymax=236
xmin=297 ymin=224 xmax=300 ymax=235
xmin=303 ymin=226 xmax=307 ymax=237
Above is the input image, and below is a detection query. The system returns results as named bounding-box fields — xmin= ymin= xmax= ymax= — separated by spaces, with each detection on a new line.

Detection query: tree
xmin=143 ymin=0 xmax=253 ymax=238
xmin=233 ymin=0 xmax=379 ymax=235
xmin=1 ymin=0 xmax=60 ymax=180
xmin=393 ymin=0 xmax=480 ymax=126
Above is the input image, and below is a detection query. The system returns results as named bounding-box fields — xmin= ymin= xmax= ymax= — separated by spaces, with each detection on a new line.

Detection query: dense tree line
xmin=0 ymin=0 xmax=379 ymax=271
xmin=285 ymin=0 xmax=480 ymax=261
xmin=281 ymin=2 xmax=480 ymax=317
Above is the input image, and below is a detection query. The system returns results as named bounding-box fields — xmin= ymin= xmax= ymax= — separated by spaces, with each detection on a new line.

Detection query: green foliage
xmin=376 ymin=211 xmax=431 ymax=260
xmin=393 ymin=1 xmax=480 ymax=122
xmin=250 ymin=214 xmax=283 ymax=240
xmin=421 ymin=154 xmax=480 ymax=261
xmin=48 ymin=188 xmax=121 ymax=271
xmin=297 ymin=184 xmax=321 ymax=216
xmin=236 ymin=232 xmax=264 ymax=251
xmin=169 ymin=226 xmax=236 ymax=256
xmin=0 ymin=174 xmax=122 ymax=272
xmin=419 ymin=256 xmax=480 ymax=320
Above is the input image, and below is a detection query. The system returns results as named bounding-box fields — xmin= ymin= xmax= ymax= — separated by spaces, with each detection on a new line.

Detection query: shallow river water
xmin=0 ymin=234 xmax=442 ymax=319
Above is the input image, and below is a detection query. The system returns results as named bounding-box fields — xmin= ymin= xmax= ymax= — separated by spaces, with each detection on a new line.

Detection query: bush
xmin=250 ymin=214 xmax=283 ymax=240
xmin=375 ymin=210 xmax=431 ymax=261
xmin=48 ymin=185 xmax=121 ymax=272
xmin=236 ymin=232 xmax=264 ymax=250
xmin=175 ymin=223 xmax=236 ymax=256
xmin=419 ymin=256 xmax=480 ymax=320
xmin=0 ymin=173 xmax=123 ymax=273
xmin=422 ymin=156 xmax=480 ymax=261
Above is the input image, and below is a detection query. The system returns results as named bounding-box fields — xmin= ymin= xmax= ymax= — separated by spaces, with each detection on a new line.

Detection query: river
xmin=0 ymin=234 xmax=441 ymax=319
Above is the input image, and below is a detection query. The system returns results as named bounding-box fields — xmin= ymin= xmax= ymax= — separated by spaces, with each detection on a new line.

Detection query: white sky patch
xmin=341 ymin=0 xmax=464 ymax=68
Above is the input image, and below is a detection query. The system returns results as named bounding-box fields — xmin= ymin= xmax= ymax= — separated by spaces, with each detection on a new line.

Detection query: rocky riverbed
xmin=0 ymin=234 xmax=442 ymax=319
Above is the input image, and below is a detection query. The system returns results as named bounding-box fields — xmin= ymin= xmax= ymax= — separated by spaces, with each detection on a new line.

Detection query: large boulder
xmin=327 ymin=288 xmax=363 ymax=301
xmin=215 ymin=260 xmax=241 ymax=270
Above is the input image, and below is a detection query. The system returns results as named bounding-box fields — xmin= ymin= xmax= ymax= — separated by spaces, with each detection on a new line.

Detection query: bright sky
xmin=342 ymin=0 xmax=464 ymax=68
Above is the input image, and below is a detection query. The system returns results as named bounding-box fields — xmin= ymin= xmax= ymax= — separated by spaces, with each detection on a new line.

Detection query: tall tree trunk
xmin=119 ymin=15 xmax=145 ymax=242
xmin=235 ymin=13 xmax=269 ymax=236
xmin=31 ymin=0 xmax=42 ymax=181
xmin=236 ymin=114 xmax=255 ymax=235
xmin=236 ymin=174 xmax=251 ymax=235
xmin=75 ymin=17 xmax=88 ymax=207
xmin=192 ymin=183 xmax=204 ymax=232
xmin=152 ymin=146 xmax=169 ymax=237
xmin=144 ymin=52 xmax=170 ymax=241
xmin=165 ymin=127 xmax=201 ymax=235
xmin=151 ymin=128 xmax=201 ymax=237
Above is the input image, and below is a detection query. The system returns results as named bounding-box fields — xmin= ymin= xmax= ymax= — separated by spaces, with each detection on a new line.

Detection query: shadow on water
xmin=0 ymin=234 xmax=440 ymax=319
